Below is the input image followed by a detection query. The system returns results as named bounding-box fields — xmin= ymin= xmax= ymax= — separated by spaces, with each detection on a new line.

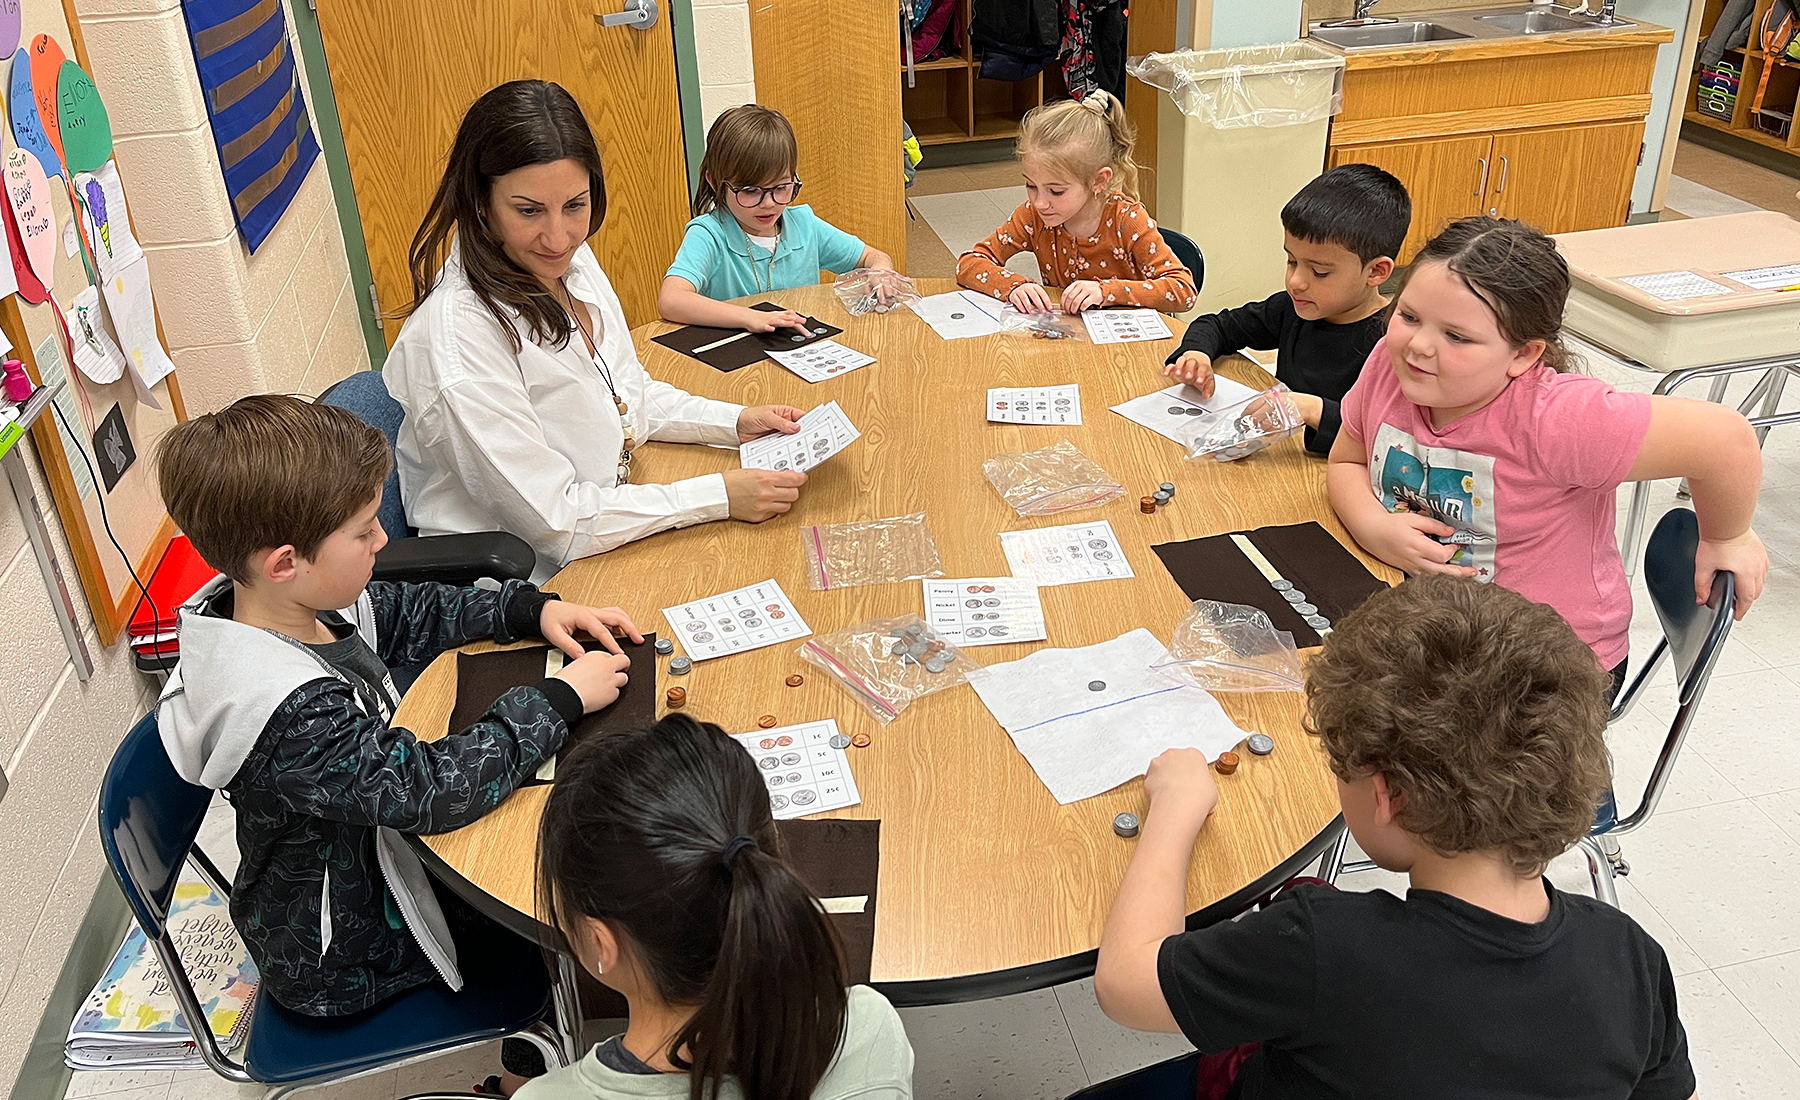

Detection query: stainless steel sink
xmin=1310 ymin=21 xmax=1473 ymax=49
xmin=1476 ymin=9 xmax=1631 ymax=33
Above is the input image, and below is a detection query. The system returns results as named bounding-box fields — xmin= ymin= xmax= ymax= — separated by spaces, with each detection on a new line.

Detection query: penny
xmin=1215 ymin=751 xmax=1240 ymax=775
xmin=786 ymin=674 xmax=805 ymax=687
xmin=757 ymin=715 xmax=778 ymax=729
xmin=850 ymin=733 xmax=871 ymax=748
xmin=665 ymin=688 xmax=686 ymax=709
xmin=1140 ymin=496 xmax=1157 ymax=514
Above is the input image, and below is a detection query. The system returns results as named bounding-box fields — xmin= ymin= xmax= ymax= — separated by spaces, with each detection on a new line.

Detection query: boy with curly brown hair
xmin=1093 ymin=575 xmax=1695 ymax=1100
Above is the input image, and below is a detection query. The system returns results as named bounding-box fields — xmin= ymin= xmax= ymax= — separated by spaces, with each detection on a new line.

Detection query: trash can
xmin=1130 ymin=43 xmax=1345 ymax=315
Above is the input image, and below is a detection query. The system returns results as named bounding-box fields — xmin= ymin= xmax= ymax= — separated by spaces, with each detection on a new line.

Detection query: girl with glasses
xmin=659 ymin=105 xmax=894 ymax=335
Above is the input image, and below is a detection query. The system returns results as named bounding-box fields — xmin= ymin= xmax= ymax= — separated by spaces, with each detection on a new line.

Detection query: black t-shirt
xmin=1157 ymin=882 xmax=1693 ymax=1100
xmin=306 ymin=616 xmax=399 ymax=722
xmin=1166 ymin=291 xmax=1386 ymax=456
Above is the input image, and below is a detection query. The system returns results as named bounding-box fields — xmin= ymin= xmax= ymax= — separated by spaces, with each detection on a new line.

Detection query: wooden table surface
xmin=401 ymin=279 xmax=1396 ymax=1003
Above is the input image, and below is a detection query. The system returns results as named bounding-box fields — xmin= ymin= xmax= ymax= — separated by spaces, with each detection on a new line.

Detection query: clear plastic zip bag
xmin=1151 ymin=600 xmax=1304 ymax=692
xmin=798 ymin=614 xmax=980 ymax=724
xmin=800 ymin=512 xmax=944 ymax=591
xmin=983 ymin=441 xmax=1125 ymax=516
xmin=833 ymin=268 xmax=922 ymax=315
xmin=998 ymin=307 xmax=1087 ymax=341
xmin=1182 ymin=383 xmax=1304 ymax=462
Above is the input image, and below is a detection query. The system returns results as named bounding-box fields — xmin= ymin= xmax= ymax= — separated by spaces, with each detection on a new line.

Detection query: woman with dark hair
xmin=521 ymin=714 xmax=914 ymax=1100
xmin=385 ymin=81 xmax=810 ymax=584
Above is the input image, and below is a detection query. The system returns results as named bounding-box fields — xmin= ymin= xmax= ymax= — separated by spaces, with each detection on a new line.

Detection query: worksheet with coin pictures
xmin=922 ymin=577 xmax=1048 ymax=645
xmin=739 ymin=400 xmax=862 ymax=472
xmin=999 ymin=520 xmax=1136 ymax=586
xmin=1109 ymin=378 xmax=1262 ymax=445
xmin=987 ymin=385 xmax=1082 ymax=425
xmin=1080 ymin=308 xmax=1173 ymax=345
xmin=766 ymin=339 xmax=876 ymax=383
xmin=663 ymin=579 xmax=812 ymax=661
xmin=732 ymin=719 xmax=861 ymax=819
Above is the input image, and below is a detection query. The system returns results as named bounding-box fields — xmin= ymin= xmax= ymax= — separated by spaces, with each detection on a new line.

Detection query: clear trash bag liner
xmin=1128 ymin=43 xmax=1345 ymax=130
xmin=801 ymin=512 xmax=944 ymax=591
xmin=833 ymin=268 xmax=922 ymax=315
xmin=1152 ymin=600 xmax=1304 ymax=692
xmin=983 ymin=441 xmax=1125 ymax=516
xmin=799 ymin=613 xmax=980 ymax=724
xmin=997 ymin=307 xmax=1087 ymax=341
xmin=1182 ymin=384 xmax=1304 ymax=462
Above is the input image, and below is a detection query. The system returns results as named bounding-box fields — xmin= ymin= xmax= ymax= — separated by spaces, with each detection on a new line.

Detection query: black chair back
xmin=1643 ymin=508 xmax=1734 ymax=706
xmin=1158 ymin=228 xmax=1206 ymax=296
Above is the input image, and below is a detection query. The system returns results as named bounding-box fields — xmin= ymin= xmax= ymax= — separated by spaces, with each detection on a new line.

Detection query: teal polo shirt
xmin=665 ymin=204 xmax=868 ymax=301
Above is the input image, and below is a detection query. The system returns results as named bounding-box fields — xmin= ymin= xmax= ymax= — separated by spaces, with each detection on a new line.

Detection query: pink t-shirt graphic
xmin=1341 ymin=343 xmax=1652 ymax=668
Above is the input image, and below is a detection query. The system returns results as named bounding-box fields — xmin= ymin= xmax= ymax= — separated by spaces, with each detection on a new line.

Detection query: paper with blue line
xmin=966 ymin=629 xmax=1245 ymax=804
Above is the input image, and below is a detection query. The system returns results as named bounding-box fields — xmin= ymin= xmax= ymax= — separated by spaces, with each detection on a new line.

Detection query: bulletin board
xmin=0 ymin=0 xmax=187 ymax=647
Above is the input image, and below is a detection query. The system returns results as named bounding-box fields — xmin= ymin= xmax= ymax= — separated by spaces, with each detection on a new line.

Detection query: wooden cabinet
xmin=1331 ymin=120 xmax=1644 ymax=260
xmin=1324 ymin=27 xmax=1670 ymax=261
xmin=899 ymin=0 xmax=1060 ymax=146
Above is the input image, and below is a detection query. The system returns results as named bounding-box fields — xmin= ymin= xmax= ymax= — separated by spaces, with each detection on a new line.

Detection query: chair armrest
xmin=371 ymin=532 xmax=536 ymax=586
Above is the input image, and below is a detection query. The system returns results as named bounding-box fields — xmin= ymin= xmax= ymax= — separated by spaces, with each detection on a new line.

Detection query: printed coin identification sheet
xmin=739 ymin=400 xmax=862 ymax=472
xmin=1000 ymin=521 xmax=1135 ymax=586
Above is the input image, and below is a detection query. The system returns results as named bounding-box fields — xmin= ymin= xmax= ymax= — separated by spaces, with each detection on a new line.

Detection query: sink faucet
xmin=1320 ymin=0 xmax=1397 ymax=28
xmin=1570 ymin=0 xmax=1622 ymax=25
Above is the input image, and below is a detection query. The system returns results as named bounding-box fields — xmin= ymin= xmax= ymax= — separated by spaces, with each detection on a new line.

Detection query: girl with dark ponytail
xmin=523 ymin=714 xmax=914 ymax=1100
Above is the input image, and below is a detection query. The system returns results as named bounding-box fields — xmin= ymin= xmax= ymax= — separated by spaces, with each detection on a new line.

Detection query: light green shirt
xmin=516 ymin=986 xmax=913 ymax=1100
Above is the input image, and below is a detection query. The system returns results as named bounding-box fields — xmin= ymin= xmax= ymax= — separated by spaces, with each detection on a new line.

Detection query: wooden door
xmin=315 ymin=1 xmax=690 ymax=339
xmin=1485 ymin=120 xmax=1644 ymax=235
xmin=1329 ymin=133 xmax=1494 ymax=264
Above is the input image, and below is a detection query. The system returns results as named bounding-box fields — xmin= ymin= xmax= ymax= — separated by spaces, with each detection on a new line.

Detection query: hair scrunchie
xmin=720 ymin=834 xmax=759 ymax=871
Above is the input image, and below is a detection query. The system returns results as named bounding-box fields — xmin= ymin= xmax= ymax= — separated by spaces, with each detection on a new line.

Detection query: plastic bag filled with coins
xmin=1151 ymin=599 xmax=1304 ymax=692
xmin=833 ymin=268 xmax=922 ymax=315
xmin=997 ymin=307 xmax=1088 ymax=341
xmin=797 ymin=614 xmax=981 ymax=724
xmin=983 ymin=440 xmax=1125 ymax=516
xmin=1181 ymin=383 xmax=1305 ymax=462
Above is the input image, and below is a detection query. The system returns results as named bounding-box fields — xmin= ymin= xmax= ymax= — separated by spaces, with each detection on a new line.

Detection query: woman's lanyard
xmin=562 ymin=277 xmax=634 ymax=485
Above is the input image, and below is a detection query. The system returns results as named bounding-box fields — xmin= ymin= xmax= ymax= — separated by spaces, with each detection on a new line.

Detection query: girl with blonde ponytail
xmin=523 ymin=714 xmax=914 ymax=1100
xmin=957 ymin=90 xmax=1196 ymax=315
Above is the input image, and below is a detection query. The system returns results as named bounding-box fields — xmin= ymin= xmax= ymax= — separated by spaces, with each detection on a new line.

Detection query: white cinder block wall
xmin=0 ymin=0 xmax=366 ymax=1089
xmin=693 ymin=0 xmax=756 ymax=129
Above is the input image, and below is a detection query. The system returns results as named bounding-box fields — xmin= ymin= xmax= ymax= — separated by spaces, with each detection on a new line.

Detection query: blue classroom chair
xmin=1158 ymin=228 xmax=1205 ymax=297
xmin=97 ymin=713 xmax=580 ymax=1099
xmin=1065 ymin=1051 xmax=1202 ymax=1099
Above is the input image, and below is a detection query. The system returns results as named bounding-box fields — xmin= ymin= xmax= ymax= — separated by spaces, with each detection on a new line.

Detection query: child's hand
xmin=1143 ymin=748 xmax=1219 ymax=838
xmin=742 ymin=306 xmax=812 ymax=336
xmin=1164 ymin=351 xmax=1215 ymax=396
xmin=737 ymin=405 xmax=806 ymax=441
xmin=1696 ymin=529 xmax=1768 ymax=620
xmin=540 ymin=601 xmax=643 ymax=659
xmin=1288 ymin=391 xmax=1324 ymax=428
xmin=1365 ymin=511 xmax=1480 ymax=578
xmin=1060 ymin=280 xmax=1104 ymax=312
xmin=723 ymin=468 xmax=807 ymax=522
xmin=1008 ymin=283 xmax=1055 ymax=314
xmin=554 ymin=650 xmax=632 ymax=714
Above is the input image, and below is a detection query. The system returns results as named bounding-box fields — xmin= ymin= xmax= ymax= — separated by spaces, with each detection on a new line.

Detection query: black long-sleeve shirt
xmin=1166 ymin=292 xmax=1387 ymax=455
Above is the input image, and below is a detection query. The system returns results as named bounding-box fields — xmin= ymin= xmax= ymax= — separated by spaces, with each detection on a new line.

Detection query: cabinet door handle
xmin=1473 ymin=156 xmax=1489 ymax=197
xmin=1494 ymin=155 xmax=1510 ymax=194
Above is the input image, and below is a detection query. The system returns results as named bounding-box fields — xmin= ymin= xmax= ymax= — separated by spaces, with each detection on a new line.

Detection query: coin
xmin=1293 ymin=602 xmax=1318 ymax=616
xmin=1270 ymin=579 xmax=1294 ymax=592
xmin=757 ymin=715 xmax=778 ymax=729
xmin=925 ymin=657 xmax=948 ymax=674
xmin=1088 ymin=681 xmax=1106 ymax=691
xmin=829 ymin=734 xmax=851 ymax=749
xmin=1283 ymin=589 xmax=1307 ymax=604
xmin=786 ymin=674 xmax=805 ymax=687
xmin=1246 ymin=733 xmax=1275 ymax=756
xmin=1306 ymin=614 xmax=1332 ymax=629
xmin=850 ymin=733 xmax=872 ymax=748
xmin=1112 ymin=812 xmax=1140 ymax=838
xmin=654 ymin=638 xmax=674 ymax=655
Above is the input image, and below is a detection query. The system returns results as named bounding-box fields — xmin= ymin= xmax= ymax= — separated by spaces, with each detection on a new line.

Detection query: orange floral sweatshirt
xmin=956 ymin=193 xmax=1197 ymax=313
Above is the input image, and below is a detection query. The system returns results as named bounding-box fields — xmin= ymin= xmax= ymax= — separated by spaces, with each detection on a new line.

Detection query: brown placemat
xmin=447 ymin=635 xmax=657 ymax=784
xmin=1152 ymin=522 xmax=1390 ymax=647
xmin=774 ymin=817 xmax=880 ymax=984
xmin=650 ymin=302 xmax=843 ymax=372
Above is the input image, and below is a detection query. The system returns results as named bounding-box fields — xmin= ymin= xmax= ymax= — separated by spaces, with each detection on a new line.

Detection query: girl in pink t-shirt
xmin=1330 ymin=217 xmax=1768 ymax=674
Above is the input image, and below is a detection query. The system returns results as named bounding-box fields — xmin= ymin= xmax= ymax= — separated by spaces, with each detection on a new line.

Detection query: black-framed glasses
xmin=729 ymin=179 xmax=803 ymax=208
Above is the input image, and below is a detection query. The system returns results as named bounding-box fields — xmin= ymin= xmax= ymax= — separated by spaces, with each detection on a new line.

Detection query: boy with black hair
xmin=1095 ymin=575 xmax=1695 ymax=1100
xmin=154 ymin=395 xmax=635 ymax=1048
xmin=1164 ymin=163 xmax=1411 ymax=454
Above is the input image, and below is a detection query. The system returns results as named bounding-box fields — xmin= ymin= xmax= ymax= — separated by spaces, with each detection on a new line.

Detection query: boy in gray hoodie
xmin=154 ymin=395 xmax=635 ymax=1031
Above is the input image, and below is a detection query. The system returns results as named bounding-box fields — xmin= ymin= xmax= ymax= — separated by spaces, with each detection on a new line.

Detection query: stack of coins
xmin=1139 ymin=496 xmax=1157 ymax=514
xmin=669 ymin=656 xmax=692 ymax=675
xmin=654 ymin=638 xmax=674 ymax=656
xmin=1152 ymin=490 xmax=1172 ymax=506
xmin=1159 ymin=482 xmax=1176 ymax=498
xmin=1112 ymin=812 xmax=1141 ymax=838
xmin=1214 ymin=751 xmax=1240 ymax=775
xmin=665 ymin=687 xmax=687 ymax=709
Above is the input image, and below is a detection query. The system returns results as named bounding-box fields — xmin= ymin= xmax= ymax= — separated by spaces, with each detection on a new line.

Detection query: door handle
xmin=1488 ymin=154 xmax=1509 ymax=216
xmin=1473 ymin=156 xmax=1489 ymax=197
xmin=597 ymin=0 xmax=658 ymax=30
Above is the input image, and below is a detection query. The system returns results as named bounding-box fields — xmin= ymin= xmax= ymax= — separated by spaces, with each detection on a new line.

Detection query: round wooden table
xmin=399 ymin=279 xmax=1395 ymax=1005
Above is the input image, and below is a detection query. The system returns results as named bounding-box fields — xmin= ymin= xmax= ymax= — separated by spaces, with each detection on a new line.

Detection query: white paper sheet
xmin=732 ymin=719 xmax=861 ymax=819
xmin=987 ymin=384 xmax=1081 ymax=425
xmin=908 ymin=289 xmax=1008 ymax=339
xmin=1109 ymin=379 xmax=1261 ymax=445
xmin=101 ymin=256 xmax=172 ymax=408
xmin=922 ymin=577 xmax=1047 ymax=646
xmin=767 ymin=338 xmax=875 ymax=383
xmin=64 ymin=286 xmax=126 ymax=384
xmin=967 ymin=628 xmax=1247 ymax=804
xmin=1000 ymin=520 xmax=1134 ymax=586
xmin=77 ymin=161 xmax=144 ymax=282
xmin=1721 ymin=262 xmax=1800 ymax=291
xmin=739 ymin=400 xmax=861 ymax=472
xmin=1081 ymin=308 xmax=1172 ymax=344
xmin=663 ymin=578 xmax=812 ymax=661
xmin=1619 ymin=270 xmax=1734 ymax=301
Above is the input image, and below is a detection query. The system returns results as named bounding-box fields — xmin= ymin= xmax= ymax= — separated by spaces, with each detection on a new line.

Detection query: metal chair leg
xmin=1579 ymin=836 xmax=1621 ymax=908
xmin=1597 ymin=833 xmax=1630 ymax=877
xmin=551 ymin=952 xmax=586 ymax=1067
xmin=1622 ymin=480 xmax=1653 ymax=577
xmin=1317 ymin=827 xmax=1351 ymax=885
